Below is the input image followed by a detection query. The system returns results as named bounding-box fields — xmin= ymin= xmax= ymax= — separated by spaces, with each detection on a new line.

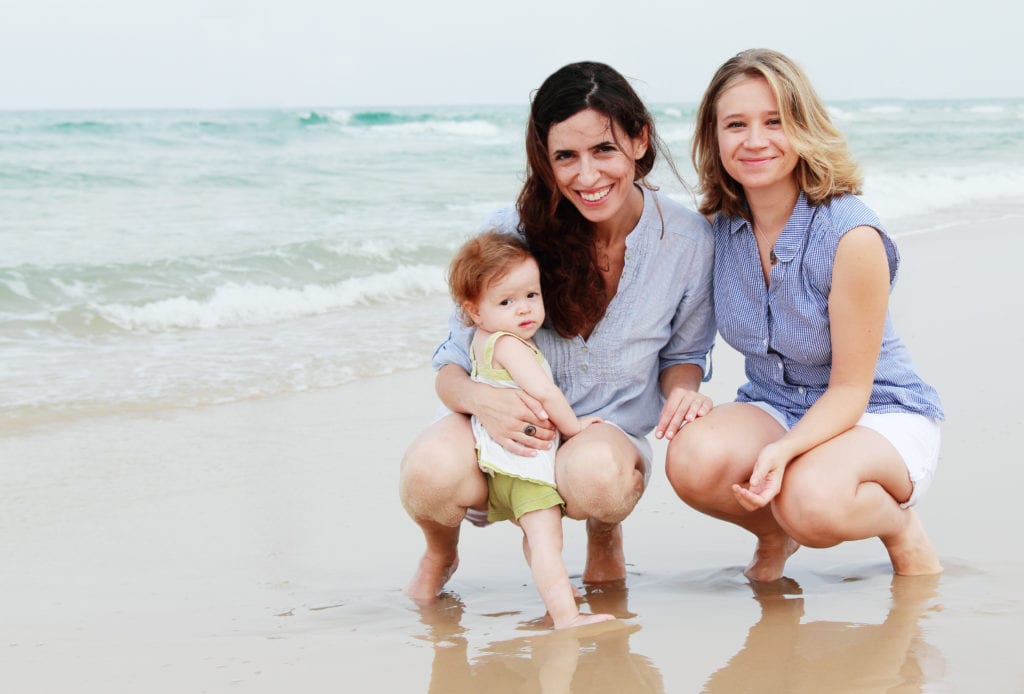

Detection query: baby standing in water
xmin=447 ymin=230 xmax=613 ymax=629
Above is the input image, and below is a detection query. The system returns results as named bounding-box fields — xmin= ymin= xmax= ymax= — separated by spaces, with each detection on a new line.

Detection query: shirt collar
xmin=725 ymin=191 xmax=812 ymax=264
xmin=626 ymin=185 xmax=655 ymax=248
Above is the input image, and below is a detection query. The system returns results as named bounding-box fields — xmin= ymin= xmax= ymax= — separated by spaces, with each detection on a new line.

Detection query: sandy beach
xmin=3 ymin=213 xmax=1023 ymax=692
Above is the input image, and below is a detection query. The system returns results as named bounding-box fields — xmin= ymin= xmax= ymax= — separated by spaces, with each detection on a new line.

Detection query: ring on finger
xmin=523 ymin=424 xmax=537 ymax=437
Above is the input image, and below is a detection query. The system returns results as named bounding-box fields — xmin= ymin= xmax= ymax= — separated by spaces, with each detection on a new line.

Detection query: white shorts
xmin=746 ymin=402 xmax=941 ymax=509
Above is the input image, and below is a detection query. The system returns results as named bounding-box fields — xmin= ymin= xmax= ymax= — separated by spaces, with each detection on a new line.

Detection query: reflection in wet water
xmin=702 ymin=574 xmax=943 ymax=693
xmin=416 ymin=582 xmax=663 ymax=693
xmin=410 ymin=572 xmax=942 ymax=692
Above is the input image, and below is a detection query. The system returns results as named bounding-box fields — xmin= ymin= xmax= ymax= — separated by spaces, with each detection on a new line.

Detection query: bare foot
xmin=744 ymin=533 xmax=799 ymax=582
xmin=554 ymin=612 xmax=616 ymax=630
xmin=883 ymin=511 xmax=943 ymax=576
xmin=583 ymin=519 xmax=626 ymax=583
xmin=404 ymin=550 xmax=459 ymax=604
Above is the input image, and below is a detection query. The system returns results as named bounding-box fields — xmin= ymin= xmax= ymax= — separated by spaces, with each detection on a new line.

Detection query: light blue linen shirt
xmin=432 ymin=187 xmax=716 ymax=438
xmin=713 ymin=192 xmax=944 ymax=426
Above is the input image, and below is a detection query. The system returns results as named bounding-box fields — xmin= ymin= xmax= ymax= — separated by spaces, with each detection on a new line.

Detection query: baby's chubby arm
xmin=492 ymin=335 xmax=598 ymax=438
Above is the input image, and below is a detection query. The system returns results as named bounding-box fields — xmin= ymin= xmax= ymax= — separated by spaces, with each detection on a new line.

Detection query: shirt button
xmin=581 ymin=364 xmax=589 ymax=372
xmin=582 ymin=346 xmax=589 ymax=353
xmin=777 ymin=362 xmax=783 ymax=369
xmin=798 ymin=387 xmax=805 ymax=394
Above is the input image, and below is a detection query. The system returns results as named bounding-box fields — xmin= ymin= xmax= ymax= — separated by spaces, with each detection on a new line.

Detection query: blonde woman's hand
xmin=732 ymin=441 xmax=790 ymax=511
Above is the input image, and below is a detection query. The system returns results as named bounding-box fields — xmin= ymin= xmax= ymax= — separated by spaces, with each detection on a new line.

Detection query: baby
xmin=448 ymin=230 xmax=614 ymax=629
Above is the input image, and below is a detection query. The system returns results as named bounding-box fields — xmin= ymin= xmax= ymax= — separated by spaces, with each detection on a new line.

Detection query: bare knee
xmin=399 ymin=419 xmax=483 ymax=526
xmin=773 ymin=472 xmax=844 ymax=548
xmin=558 ymin=449 xmax=638 ymax=523
xmin=665 ymin=424 xmax=738 ymax=504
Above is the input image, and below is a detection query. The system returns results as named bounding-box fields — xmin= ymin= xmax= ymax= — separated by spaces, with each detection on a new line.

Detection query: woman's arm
xmin=655 ymin=218 xmax=717 ymax=440
xmin=735 ymin=225 xmax=889 ymax=508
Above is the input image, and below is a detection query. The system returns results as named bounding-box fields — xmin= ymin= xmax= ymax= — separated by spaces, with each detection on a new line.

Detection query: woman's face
xmin=715 ymin=76 xmax=799 ymax=199
xmin=546 ymin=108 xmax=648 ymax=233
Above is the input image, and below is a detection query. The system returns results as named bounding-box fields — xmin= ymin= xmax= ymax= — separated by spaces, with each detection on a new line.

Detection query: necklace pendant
xmin=769 ymin=249 xmax=778 ymax=265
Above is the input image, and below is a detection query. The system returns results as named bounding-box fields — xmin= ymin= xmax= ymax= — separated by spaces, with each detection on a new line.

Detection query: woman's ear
xmin=634 ymin=125 xmax=650 ymax=160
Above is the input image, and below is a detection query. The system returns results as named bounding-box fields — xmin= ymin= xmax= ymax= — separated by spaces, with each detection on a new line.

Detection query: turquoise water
xmin=2 ymin=101 xmax=1023 ymax=424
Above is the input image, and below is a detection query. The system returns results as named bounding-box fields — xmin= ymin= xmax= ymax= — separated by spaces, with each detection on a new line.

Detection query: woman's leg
xmin=554 ymin=423 xmax=645 ymax=583
xmin=665 ymin=402 xmax=797 ymax=581
xmin=772 ymin=426 xmax=941 ymax=575
xmin=400 ymin=413 xmax=488 ymax=602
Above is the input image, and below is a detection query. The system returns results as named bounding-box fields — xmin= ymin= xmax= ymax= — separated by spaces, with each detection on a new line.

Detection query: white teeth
xmin=580 ymin=187 xmax=610 ymax=202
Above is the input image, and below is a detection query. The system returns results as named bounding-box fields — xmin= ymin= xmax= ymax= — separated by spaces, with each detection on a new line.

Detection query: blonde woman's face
xmin=715 ymin=76 xmax=799 ymax=199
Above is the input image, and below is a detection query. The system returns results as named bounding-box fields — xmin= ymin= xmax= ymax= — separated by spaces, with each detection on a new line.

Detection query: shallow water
xmin=4 ymin=100 xmax=1024 ymax=425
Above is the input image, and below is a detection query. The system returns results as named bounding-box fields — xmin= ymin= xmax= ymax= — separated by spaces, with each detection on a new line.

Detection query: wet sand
xmin=2 ymin=214 xmax=1023 ymax=692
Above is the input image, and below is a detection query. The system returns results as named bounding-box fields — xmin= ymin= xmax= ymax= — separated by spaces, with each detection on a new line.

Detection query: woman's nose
xmin=577 ymin=154 xmax=600 ymax=186
xmin=745 ymin=124 xmax=768 ymax=147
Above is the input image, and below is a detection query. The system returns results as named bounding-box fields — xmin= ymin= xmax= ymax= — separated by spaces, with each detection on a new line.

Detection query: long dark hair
xmin=517 ymin=61 xmax=664 ymax=338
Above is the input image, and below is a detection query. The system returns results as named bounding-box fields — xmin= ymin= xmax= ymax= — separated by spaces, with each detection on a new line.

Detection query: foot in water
xmin=884 ymin=511 xmax=943 ymax=576
xmin=554 ymin=612 xmax=616 ymax=630
xmin=405 ymin=550 xmax=459 ymax=604
xmin=744 ymin=533 xmax=800 ymax=582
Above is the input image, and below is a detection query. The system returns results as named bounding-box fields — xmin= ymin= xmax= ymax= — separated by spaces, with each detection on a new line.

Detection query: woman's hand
xmin=471 ymin=384 xmax=556 ymax=456
xmin=732 ymin=441 xmax=790 ymax=510
xmin=436 ymin=363 xmax=556 ymax=456
xmin=655 ymin=388 xmax=713 ymax=440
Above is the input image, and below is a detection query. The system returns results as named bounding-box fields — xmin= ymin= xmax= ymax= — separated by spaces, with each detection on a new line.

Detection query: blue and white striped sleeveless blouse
xmin=713 ymin=192 xmax=944 ymax=426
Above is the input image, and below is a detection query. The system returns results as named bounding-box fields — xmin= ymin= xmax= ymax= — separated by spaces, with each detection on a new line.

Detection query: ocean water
xmin=2 ymin=101 xmax=1023 ymax=426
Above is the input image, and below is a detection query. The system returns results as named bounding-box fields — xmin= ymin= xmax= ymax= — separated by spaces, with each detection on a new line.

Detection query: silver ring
xmin=523 ymin=424 xmax=537 ymax=437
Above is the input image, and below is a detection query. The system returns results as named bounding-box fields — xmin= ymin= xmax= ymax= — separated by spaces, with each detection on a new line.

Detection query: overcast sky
xmin=1 ymin=0 xmax=1020 ymax=110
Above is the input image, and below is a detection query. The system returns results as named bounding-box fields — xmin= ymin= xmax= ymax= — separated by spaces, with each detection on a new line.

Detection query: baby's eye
xmin=499 ymin=299 xmax=511 ymax=306
xmin=527 ymin=292 xmax=540 ymax=299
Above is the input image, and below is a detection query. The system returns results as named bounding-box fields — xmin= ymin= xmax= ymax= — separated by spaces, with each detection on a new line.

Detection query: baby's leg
xmin=520 ymin=528 xmax=581 ymax=598
xmin=518 ymin=507 xmax=614 ymax=629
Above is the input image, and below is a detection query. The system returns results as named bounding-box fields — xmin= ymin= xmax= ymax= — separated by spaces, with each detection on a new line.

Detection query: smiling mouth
xmin=579 ymin=186 xmax=612 ymax=202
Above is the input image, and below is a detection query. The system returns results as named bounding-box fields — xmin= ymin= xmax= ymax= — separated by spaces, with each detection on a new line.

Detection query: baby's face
xmin=469 ymin=258 xmax=545 ymax=340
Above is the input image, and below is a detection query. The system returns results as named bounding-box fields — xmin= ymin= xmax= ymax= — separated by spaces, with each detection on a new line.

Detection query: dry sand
xmin=3 ymin=215 xmax=1023 ymax=692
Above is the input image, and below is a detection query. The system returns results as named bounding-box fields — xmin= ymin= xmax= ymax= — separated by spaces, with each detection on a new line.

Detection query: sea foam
xmin=97 ymin=265 xmax=446 ymax=331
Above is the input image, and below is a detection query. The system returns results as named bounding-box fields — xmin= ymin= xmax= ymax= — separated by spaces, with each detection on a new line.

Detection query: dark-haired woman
xmin=401 ymin=61 xmax=715 ymax=602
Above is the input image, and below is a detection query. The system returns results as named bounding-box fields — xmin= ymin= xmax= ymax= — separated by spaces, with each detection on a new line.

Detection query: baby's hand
xmin=568 ymin=416 xmax=603 ymax=438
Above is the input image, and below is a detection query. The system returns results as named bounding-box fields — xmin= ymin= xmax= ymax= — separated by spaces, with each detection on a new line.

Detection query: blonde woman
xmin=667 ymin=49 xmax=944 ymax=581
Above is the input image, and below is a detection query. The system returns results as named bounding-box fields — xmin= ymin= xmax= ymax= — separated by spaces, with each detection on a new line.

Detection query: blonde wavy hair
xmin=691 ymin=48 xmax=863 ymax=218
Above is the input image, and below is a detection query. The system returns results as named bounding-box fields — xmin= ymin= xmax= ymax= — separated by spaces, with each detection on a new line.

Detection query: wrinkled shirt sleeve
xmin=659 ymin=220 xmax=717 ymax=381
